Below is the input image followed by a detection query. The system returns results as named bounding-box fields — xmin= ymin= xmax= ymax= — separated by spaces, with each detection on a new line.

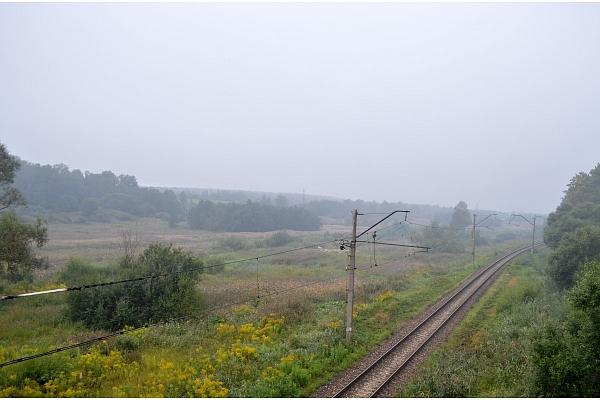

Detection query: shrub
xmin=203 ymin=255 xmax=226 ymax=274
xmin=532 ymin=258 xmax=600 ymax=397
xmin=263 ymin=231 xmax=294 ymax=247
xmin=62 ymin=244 xmax=205 ymax=331
xmin=216 ymin=236 xmax=250 ymax=252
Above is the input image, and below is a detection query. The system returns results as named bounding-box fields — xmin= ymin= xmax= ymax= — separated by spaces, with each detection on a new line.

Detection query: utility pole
xmin=343 ymin=209 xmax=428 ymax=343
xmin=471 ymin=213 xmax=476 ymax=268
xmin=509 ymin=214 xmax=544 ymax=254
xmin=531 ymin=216 xmax=536 ymax=254
xmin=346 ymin=209 xmax=358 ymax=342
xmin=530 ymin=215 xmax=546 ymax=254
xmin=472 ymin=213 xmax=496 ymax=269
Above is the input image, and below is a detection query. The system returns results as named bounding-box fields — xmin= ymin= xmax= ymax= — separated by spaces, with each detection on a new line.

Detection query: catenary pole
xmin=531 ymin=216 xmax=536 ymax=254
xmin=472 ymin=213 xmax=496 ymax=269
xmin=346 ymin=209 xmax=358 ymax=342
xmin=472 ymin=213 xmax=476 ymax=268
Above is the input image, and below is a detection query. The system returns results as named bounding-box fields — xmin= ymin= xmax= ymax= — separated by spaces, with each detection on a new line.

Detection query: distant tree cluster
xmin=187 ymin=200 xmax=321 ymax=232
xmin=305 ymin=198 xmax=453 ymax=226
xmin=11 ymin=155 xmax=484 ymax=235
xmin=416 ymin=219 xmax=466 ymax=254
xmin=13 ymin=161 xmax=184 ymax=220
xmin=449 ymin=200 xmax=471 ymax=230
xmin=411 ymin=201 xmax=473 ymax=254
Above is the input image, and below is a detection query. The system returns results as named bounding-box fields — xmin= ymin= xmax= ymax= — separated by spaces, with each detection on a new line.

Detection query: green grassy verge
xmin=0 ymin=219 xmax=533 ymax=397
xmin=395 ymin=248 xmax=563 ymax=397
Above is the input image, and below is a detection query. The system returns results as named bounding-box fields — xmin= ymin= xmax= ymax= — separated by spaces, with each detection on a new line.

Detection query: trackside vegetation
xmin=396 ymin=251 xmax=552 ymax=397
xmin=397 ymin=249 xmax=600 ymax=398
xmin=0 ymin=241 xmax=519 ymax=397
xmin=397 ymin=163 xmax=600 ymax=398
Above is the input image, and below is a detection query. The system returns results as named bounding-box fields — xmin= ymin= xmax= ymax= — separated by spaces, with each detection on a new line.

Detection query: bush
xmin=62 ymin=244 xmax=205 ymax=331
xmin=107 ymin=210 xmax=136 ymax=221
xmin=264 ymin=231 xmax=294 ymax=247
xmin=88 ymin=209 xmax=112 ymax=223
xmin=547 ymin=225 xmax=600 ymax=290
xmin=417 ymin=220 xmax=466 ymax=254
xmin=531 ymin=258 xmax=600 ymax=397
xmin=216 ymin=236 xmax=250 ymax=252
xmin=203 ymin=255 xmax=226 ymax=275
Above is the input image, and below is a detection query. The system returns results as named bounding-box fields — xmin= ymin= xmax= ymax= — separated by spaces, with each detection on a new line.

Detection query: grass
xmin=395 ymin=248 xmax=555 ymax=398
xmin=0 ymin=217 xmax=536 ymax=397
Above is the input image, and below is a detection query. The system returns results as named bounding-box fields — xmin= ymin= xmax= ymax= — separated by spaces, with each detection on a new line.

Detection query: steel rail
xmin=332 ymin=244 xmax=543 ymax=398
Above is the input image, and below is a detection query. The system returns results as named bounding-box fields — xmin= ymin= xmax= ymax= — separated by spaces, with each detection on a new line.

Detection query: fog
xmin=2 ymin=2 xmax=599 ymax=214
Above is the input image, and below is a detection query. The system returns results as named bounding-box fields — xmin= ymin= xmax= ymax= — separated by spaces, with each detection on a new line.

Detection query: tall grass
xmin=0 ymin=218 xmax=536 ymax=397
xmin=395 ymin=249 xmax=560 ymax=397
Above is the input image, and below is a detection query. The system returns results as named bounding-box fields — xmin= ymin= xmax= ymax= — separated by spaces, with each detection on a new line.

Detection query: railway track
xmin=331 ymin=245 xmax=542 ymax=398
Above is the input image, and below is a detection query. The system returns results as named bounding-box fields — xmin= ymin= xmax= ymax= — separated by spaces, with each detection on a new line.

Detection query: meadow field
xmin=0 ymin=216 xmax=534 ymax=397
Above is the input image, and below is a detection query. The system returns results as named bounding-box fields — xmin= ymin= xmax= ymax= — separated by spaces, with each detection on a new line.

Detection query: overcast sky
xmin=1 ymin=3 xmax=599 ymax=215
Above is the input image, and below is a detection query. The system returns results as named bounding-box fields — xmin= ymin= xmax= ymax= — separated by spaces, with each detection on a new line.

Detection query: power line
xmin=0 ymin=274 xmax=346 ymax=368
xmin=356 ymin=250 xmax=428 ymax=271
xmin=355 ymin=221 xmax=404 ymax=249
xmin=408 ymin=221 xmax=465 ymax=231
xmin=1 ymin=239 xmax=339 ymax=301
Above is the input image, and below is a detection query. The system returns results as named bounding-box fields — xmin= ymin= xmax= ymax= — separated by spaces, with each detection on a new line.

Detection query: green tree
xmin=168 ymin=211 xmax=179 ymax=228
xmin=543 ymin=163 xmax=600 ymax=289
xmin=0 ymin=142 xmax=49 ymax=282
xmin=547 ymin=225 xmax=600 ymax=290
xmin=449 ymin=201 xmax=471 ymax=230
xmin=187 ymin=200 xmax=321 ymax=232
xmin=0 ymin=212 xmax=49 ymax=282
xmin=0 ymin=143 xmax=26 ymax=211
xmin=532 ymin=258 xmax=600 ymax=397
xmin=417 ymin=219 xmax=465 ymax=254
xmin=80 ymin=197 xmax=100 ymax=217
xmin=275 ymin=195 xmax=289 ymax=208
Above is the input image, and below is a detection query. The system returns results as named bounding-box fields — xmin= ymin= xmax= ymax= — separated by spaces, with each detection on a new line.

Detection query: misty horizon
xmin=3 ymin=3 xmax=600 ymax=215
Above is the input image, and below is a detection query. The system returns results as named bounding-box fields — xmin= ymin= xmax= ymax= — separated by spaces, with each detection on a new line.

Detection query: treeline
xmin=543 ymin=163 xmax=600 ymax=290
xmin=531 ymin=162 xmax=600 ymax=396
xmin=14 ymin=161 xmax=184 ymax=220
xmin=187 ymin=200 xmax=321 ymax=232
xmin=164 ymin=188 xmax=475 ymax=225
xmin=12 ymin=161 xmax=321 ymax=232
xmin=305 ymin=199 xmax=454 ymax=226
xmin=12 ymin=159 xmax=503 ymax=232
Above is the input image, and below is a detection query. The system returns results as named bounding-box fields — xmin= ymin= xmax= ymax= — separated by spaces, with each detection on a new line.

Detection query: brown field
xmin=38 ymin=217 xmax=414 ymax=272
xmin=31 ymin=215 xmax=523 ymax=331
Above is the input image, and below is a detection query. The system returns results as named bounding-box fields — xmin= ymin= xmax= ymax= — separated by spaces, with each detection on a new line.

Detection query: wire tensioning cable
xmin=356 ymin=221 xmax=404 ymax=249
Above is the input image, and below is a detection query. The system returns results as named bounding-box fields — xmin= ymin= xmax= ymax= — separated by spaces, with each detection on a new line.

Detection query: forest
xmin=12 ymin=160 xmax=321 ymax=232
xmin=12 ymin=159 xmax=496 ymax=230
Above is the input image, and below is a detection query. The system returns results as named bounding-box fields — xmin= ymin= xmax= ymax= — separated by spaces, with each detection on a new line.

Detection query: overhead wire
xmin=1 ymin=238 xmax=339 ymax=301
xmin=408 ymin=221 xmax=465 ymax=231
xmin=3 ymin=211 xmax=473 ymax=364
xmin=0 ymin=273 xmax=346 ymax=369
